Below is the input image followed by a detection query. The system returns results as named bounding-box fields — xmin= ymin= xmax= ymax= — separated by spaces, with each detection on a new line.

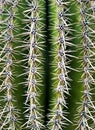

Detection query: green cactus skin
xmin=21 ymin=0 xmax=45 ymax=129
xmin=75 ymin=1 xmax=95 ymax=130
xmin=0 ymin=0 xmax=20 ymax=129
xmin=47 ymin=0 xmax=74 ymax=129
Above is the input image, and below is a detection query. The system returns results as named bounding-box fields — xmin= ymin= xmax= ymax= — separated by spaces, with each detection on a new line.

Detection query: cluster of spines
xmin=0 ymin=0 xmax=19 ymax=129
xmin=89 ymin=0 xmax=95 ymax=20
xmin=75 ymin=1 xmax=95 ymax=129
xmin=22 ymin=0 xmax=44 ymax=129
xmin=48 ymin=0 xmax=73 ymax=129
xmin=0 ymin=0 xmax=3 ymax=16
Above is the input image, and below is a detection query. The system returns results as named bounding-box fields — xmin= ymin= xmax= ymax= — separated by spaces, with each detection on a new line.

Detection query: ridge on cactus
xmin=0 ymin=0 xmax=20 ymax=129
xmin=47 ymin=0 xmax=74 ymax=129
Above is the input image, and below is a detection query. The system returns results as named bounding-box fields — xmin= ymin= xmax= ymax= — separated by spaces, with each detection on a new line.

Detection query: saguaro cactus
xmin=0 ymin=0 xmax=95 ymax=130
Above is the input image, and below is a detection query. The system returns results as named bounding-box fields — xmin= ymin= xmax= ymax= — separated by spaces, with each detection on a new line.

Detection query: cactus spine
xmin=0 ymin=0 xmax=19 ymax=129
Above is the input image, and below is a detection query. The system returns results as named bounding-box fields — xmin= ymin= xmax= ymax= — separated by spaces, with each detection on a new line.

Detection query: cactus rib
xmin=22 ymin=0 xmax=45 ymax=129
xmin=76 ymin=1 xmax=95 ymax=129
xmin=0 ymin=0 xmax=20 ymax=129
xmin=48 ymin=0 xmax=73 ymax=129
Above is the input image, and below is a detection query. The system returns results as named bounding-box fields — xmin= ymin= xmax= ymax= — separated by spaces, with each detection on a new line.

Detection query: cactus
xmin=0 ymin=0 xmax=95 ymax=130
